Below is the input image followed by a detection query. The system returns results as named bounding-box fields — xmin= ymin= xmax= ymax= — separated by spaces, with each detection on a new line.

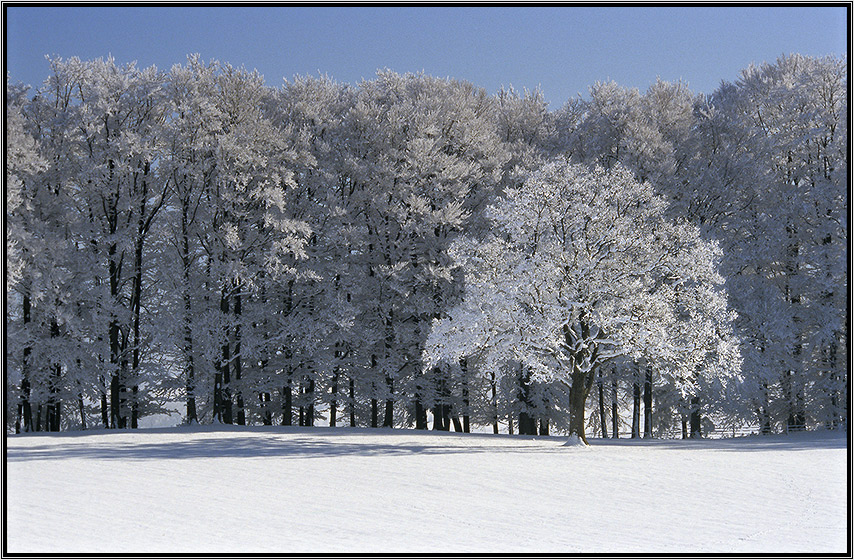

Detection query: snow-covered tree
xmin=68 ymin=57 xmax=170 ymax=429
xmin=426 ymin=160 xmax=740 ymax=443
xmin=332 ymin=70 xmax=509 ymax=430
xmin=6 ymin=77 xmax=48 ymax=432
xmin=6 ymin=53 xmax=844 ymax=436
xmin=187 ymin=60 xmax=311 ymax=425
xmin=683 ymin=54 xmax=847 ymax=432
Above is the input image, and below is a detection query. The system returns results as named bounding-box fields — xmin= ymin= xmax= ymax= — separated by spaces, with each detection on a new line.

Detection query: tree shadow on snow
xmin=7 ymin=426 xmax=846 ymax=461
xmin=6 ymin=428 xmax=556 ymax=462
xmin=588 ymin=430 xmax=848 ymax=452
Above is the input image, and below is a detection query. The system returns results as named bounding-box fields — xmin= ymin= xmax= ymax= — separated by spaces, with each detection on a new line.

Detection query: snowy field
xmin=5 ymin=426 xmax=849 ymax=554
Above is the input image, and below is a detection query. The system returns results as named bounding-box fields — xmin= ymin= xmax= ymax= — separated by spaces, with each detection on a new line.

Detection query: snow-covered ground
xmin=5 ymin=426 xmax=848 ymax=554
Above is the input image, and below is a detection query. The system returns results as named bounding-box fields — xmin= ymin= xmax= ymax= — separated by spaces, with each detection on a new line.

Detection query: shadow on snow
xmin=6 ymin=425 xmax=846 ymax=462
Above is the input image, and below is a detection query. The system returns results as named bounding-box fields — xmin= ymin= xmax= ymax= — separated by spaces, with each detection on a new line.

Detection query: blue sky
xmin=5 ymin=6 xmax=848 ymax=109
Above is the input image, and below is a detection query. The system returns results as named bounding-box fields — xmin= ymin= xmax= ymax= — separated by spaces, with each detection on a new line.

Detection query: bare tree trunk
xmin=414 ymin=388 xmax=428 ymax=430
xmin=330 ymin=370 xmax=339 ymax=428
xmin=611 ymin=379 xmax=619 ymax=438
xmin=220 ymin=288 xmax=232 ymax=424
xmin=383 ymin=375 xmax=394 ymax=428
xmin=100 ymin=375 xmax=109 ymax=428
xmin=47 ymin=318 xmax=61 ymax=432
xmin=77 ymin=377 xmax=87 ymax=430
xmin=348 ymin=377 xmax=356 ymax=427
xmin=233 ymin=286 xmax=245 ymax=426
xmin=631 ymin=378 xmax=641 ymax=438
xmin=180 ymin=197 xmax=198 ymax=424
xmin=758 ymin=382 xmax=772 ymax=434
xmin=17 ymin=292 xmax=33 ymax=433
xmin=130 ymin=215 xmax=145 ymax=430
xmin=260 ymin=392 xmax=272 ymax=425
xmin=109 ymin=252 xmax=123 ymax=429
xmin=35 ymin=404 xmax=42 ymax=432
xmin=461 ymin=359 xmax=470 ymax=433
xmin=106 ymin=159 xmax=126 ymax=430
xmin=432 ymin=369 xmax=449 ymax=431
xmin=490 ymin=373 xmax=499 ymax=434
xmin=281 ymin=372 xmax=292 ymax=426
xmin=598 ymin=372 xmax=608 ymax=438
xmin=643 ymin=365 xmax=653 ymax=438
xmin=567 ymin=370 xmax=594 ymax=443
xmin=371 ymin=355 xmax=379 ymax=428
xmin=690 ymin=396 xmax=702 ymax=438
xmin=518 ymin=363 xmax=537 ymax=435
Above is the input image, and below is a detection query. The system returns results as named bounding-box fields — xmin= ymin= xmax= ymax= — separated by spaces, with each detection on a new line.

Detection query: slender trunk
xmin=784 ymin=225 xmax=805 ymax=432
xmin=220 ymin=288 xmax=232 ymax=424
xmin=461 ymin=359 xmax=470 ymax=433
xmin=440 ymin=377 xmax=451 ymax=431
xmin=643 ymin=365 xmax=653 ymax=438
xmin=282 ymin=372 xmax=292 ymax=426
xmin=77 ymin=375 xmax=87 ymax=430
xmin=598 ymin=373 xmax=607 ymax=438
xmin=213 ymin=369 xmax=223 ymax=424
xmin=130 ymin=222 xmax=144 ymax=430
xmin=119 ymin=340 xmax=129 ymax=429
xmin=371 ymin=355 xmax=378 ymax=428
xmin=298 ymin=375 xmax=305 ymax=426
xmin=348 ymin=377 xmax=356 ymax=427
xmin=330 ymin=338 xmax=344 ymax=428
xmin=383 ymin=375 xmax=393 ymax=428
xmin=184 ymin=316 xmax=197 ymax=424
xmin=330 ymin=370 xmax=339 ymax=428
xmin=18 ymin=292 xmax=33 ymax=433
xmin=47 ymin=318 xmax=61 ymax=432
xmin=306 ymin=377 xmax=315 ymax=426
xmin=107 ymin=159 xmax=124 ymax=430
xmin=539 ymin=418 xmax=549 ymax=436
xmin=382 ymin=310 xmax=394 ymax=428
xmin=432 ymin=369 xmax=447 ymax=431
xmin=260 ymin=392 xmax=272 ymax=425
xmin=109 ymin=251 xmax=122 ymax=429
xmin=181 ymin=199 xmax=197 ymax=424
xmin=100 ymin=376 xmax=109 ymax=428
xmin=631 ymin=379 xmax=641 ymax=438
xmin=282 ymin=279 xmax=294 ymax=426
xmin=129 ymin=158 xmax=161 ymax=429
xmin=611 ymin=380 xmax=619 ymax=438
xmin=491 ymin=372 xmax=499 ymax=434
xmin=233 ymin=286 xmax=244 ymax=426
xmin=758 ymin=382 xmax=772 ymax=434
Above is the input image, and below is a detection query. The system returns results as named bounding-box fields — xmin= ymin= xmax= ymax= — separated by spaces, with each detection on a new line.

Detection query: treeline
xmin=6 ymin=53 xmax=847 ymax=437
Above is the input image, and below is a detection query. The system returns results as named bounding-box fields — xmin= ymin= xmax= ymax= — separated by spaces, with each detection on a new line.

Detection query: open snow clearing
xmin=5 ymin=426 xmax=848 ymax=554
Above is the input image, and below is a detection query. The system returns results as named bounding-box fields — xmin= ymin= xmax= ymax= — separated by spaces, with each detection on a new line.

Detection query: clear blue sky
xmin=5 ymin=6 xmax=848 ymax=109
